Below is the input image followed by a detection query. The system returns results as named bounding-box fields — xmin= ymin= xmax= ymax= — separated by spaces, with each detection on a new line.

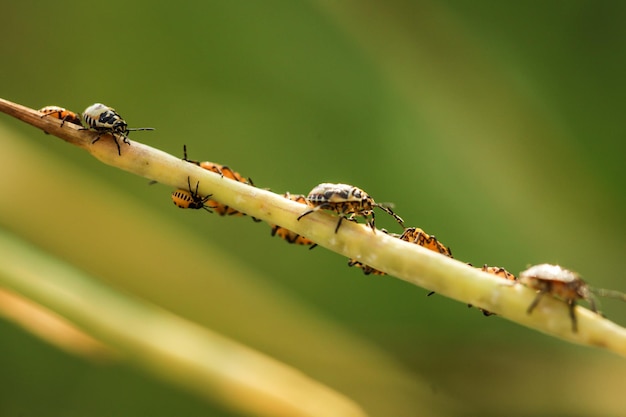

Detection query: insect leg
xmin=526 ymin=290 xmax=547 ymax=314
xmin=567 ymin=300 xmax=578 ymax=332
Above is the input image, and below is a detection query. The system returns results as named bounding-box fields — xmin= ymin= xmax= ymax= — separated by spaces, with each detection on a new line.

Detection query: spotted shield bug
xmin=81 ymin=103 xmax=154 ymax=156
xmin=348 ymin=227 xmax=452 ymax=276
xmin=171 ymin=177 xmax=213 ymax=213
xmin=39 ymin=106 xmax=83 ymax=128
xmin=297 ymin=183 xmax=404 ymax=234
xmin=400 ymin=227 xmax=453 ymax=258
xmin=468 ymin=264 xmax=517 ymax=316
xmin=181 ymin=145 xmax=260 ymax=221
xmin=270 ymin=193 xmax=318 ymax=249
xmin=347 ymin=258 xmax=387 ymax=276
xmin=182 ymin=145 xmax=252 ymax=184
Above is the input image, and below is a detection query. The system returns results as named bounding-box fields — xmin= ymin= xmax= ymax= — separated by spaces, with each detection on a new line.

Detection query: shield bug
xmin=519 ymin=264 xmax=597 ymax=332
xmin=81 ymin=103 xmax=154 ymax=156
xmin=39 ymin=106 xmax=83 ymax=128
xmin=270 ymin=193 xmax=318 ymax=249
xmin=297 ymin=183 xmax=404 ymax=233
xmin=400 ymin=227 xmax=453 ymax=258
xmin=469 ymin=264 xmax=517 ymax=316
xmin=182 ymin=145 xmax=260 ymax=221
xmin=347 ymin=258 xmax=387 ymax=276
xmin=349 ymin=227 xmax=452 ymax=276
xmin=183 ymin=145 xmax=252 ymax=184
xmin=171 ymin=177 xmax=213 ymax=213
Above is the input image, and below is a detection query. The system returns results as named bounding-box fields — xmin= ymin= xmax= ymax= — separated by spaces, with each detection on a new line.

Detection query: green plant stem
xmin=2 ymin=97 xmax=626 ymax=360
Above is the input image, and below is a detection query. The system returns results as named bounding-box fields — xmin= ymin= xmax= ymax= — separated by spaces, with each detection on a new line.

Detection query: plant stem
xmin=2 ymin=97 xmax=626 ymax=359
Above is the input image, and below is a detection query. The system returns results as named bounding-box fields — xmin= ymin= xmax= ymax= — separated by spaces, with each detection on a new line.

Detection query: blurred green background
xmin=1 ymin=1 xmax=626 ymax=416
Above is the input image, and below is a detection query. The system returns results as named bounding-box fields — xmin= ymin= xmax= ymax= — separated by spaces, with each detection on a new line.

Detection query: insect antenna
xmin=593 ymin=288 xmax=626 ymax=302
xmin=126 ymin=127 xmax=155 ymax=132
xmin=374 ymin=203 xmax=405 ymax=228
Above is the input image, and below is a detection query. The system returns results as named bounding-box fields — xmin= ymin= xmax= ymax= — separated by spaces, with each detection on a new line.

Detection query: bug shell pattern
xmin=82 ymin=103 xmax=153 ymax=156
xmin=519 ymin=264 xmax=592 ymax=301
xmin=519 ymin=263 xmax=596 ymax=332
xmin=82 ymin=103 xmax=128 ymax=135
xmin=171 ymin=177 xmax=213 ymax=213
xmin=39 ymin=106 xmax=83 ymax=128
xmin=82 ymin=103 xmax=129 ymax=156
xmin=400 ymin=227 xmax=453 ymax=258
xmin=270 ymin=193 xmax=317 ymax=249
xmin=298 ymin=183 xmax=404 ymax=233
xmin=306 ymin=183 xmax=374 ymax=213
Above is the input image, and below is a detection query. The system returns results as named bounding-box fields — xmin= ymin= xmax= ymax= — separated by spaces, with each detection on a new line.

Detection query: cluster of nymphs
xmin=39 ymin=104 xmax=154 ymax=155
xmin=40 ymin=105 xmax=625 ymax=333
xmin=166 ymin=146 xmax=625 ymax=333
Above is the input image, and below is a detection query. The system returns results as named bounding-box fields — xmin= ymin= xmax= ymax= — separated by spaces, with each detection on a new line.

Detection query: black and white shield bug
xmin=81 ymin=103 xmax=154 ymax=155
xmin=171 ymin=177 xmax=213 ymax=213
xmin=296 ymin=183 xmax=404 ymax=233
xmin=519 ymin=264 xmax=626 ymax=332
xmin=39 ymin=106 xmax=83 ymax=128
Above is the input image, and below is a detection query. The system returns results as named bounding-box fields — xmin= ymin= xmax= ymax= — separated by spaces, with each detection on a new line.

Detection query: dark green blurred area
xmin=1 ymin=1 xmax=626 ymax=416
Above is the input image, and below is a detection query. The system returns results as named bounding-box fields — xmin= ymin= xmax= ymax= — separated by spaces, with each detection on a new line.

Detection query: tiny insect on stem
xmin=171 ymin=176 xmax=214 ymax=213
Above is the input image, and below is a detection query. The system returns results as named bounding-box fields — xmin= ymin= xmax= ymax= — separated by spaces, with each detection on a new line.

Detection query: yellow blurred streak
xmin=0 ymin=288 xmax=118 ymax=361
xmin=0 ymin=228 xmax=370 ymax=417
